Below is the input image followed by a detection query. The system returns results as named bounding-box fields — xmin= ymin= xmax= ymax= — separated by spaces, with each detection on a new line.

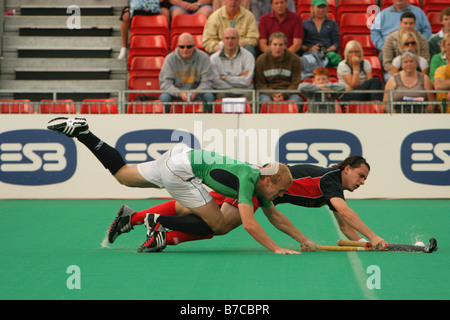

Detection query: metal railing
xmin=0 ymin=89 xmax=449 ymax=114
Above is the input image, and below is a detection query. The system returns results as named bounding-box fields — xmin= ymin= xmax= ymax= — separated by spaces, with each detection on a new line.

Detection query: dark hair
xmin=333 ymin=156 xmax=370 ymax=171
xmin=401 ymin=11 xmax=416 ymax=22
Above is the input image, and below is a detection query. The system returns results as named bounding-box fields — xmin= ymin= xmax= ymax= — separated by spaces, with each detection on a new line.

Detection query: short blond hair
xmin=261 ymin=162 xmax=293 ymax=185
xmin=344 ymin=40 xmax=364 ymax=61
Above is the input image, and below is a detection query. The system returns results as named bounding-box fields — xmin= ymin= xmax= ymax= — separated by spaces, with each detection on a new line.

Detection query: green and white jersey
xmin=188 ymin=150 xmax=272 ymax=207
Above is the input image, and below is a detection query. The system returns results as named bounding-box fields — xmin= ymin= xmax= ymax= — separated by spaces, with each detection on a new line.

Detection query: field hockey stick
xmin=315 ymin=245 xmax=374 ymax=252
xmin=337 ymin=238 xmax=438 ymax=253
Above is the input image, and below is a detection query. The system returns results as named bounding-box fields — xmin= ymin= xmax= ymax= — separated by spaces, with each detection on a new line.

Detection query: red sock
xmin=166 ymin=230 xmax=214 ymax=246
xmin=131 ymin=200 xmax=177 ymax=226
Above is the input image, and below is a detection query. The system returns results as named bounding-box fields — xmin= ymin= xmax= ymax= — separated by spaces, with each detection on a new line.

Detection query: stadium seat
xmin=0 ymin=99 xmax=33 ymax=114
xmin=39 ymin=99 xmax=76 ymax=114
xmin=128 ymin=75 xmax=161 ymax=101
xmin=130 ymin=14 xmax=169 ymax=44
xmin=129 ymin=56 xmax=164 ymax=78
xmin=346 ymin=103 xmax=385 ymax=113
xmin=126 ymin=100 xmax=164 ymax=114
xmin=365 ymin=55 xmax=383 ymax=82
xmin=170 ymin=34 xmax=205 ymax=52
xmin=423 ymin=0 xmax=449 ymax=14
xmin=336 ymin=0 xmax=376 ymax=25
xmin=341 ymin=34 xmax=378 ymax=57
xmin=427 ymin=11 xmax=443 ymax=34
xmin=339 ymin=13 xmax=373 ymax=43
xmin=260 ymin=101 xmax=299 ymax=113
xmin=213 ymin=99 xmax=252 ymax=113
xmin=297 ymin=0 xmax=336 ymax=16
xmin=169 ymin=102 xmax=204 ymax=113
xmin=80 ymin=98 xmax=118 ymax=114
xmin=381 ymin=0 xmax=420 ymax=10
xmin=128 ymin=35 xmax=168 ymax=67
xmin=170 ymin=14 xmax=207 ymax=45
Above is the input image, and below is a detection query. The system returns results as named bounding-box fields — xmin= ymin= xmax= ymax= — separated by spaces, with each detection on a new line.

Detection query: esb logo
xmin=0 ymin=130 xmax=77 ymax=185
xmin=115 ymin=129 xmax=201 ymax=164
xmin=401 ymin=129 xmax=450 ymax=186
xmin=276 ymin=129 xmax=363 ymax=167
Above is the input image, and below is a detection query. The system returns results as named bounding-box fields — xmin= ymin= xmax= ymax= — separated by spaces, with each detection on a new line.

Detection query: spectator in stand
xmin=391 ymin=33 xmax=429 ymax=77
xmin=258 ymin=0 xmax=303 ymax=55
xmin=383 ymin=51 xmax=434 ymax=113
xmin=371 ymin=0 xmax=431 ymax=52
xmin=212 ymin=0 xmax=249 ymax=11
xmin=430 ymin=33 xmax=450 ymax=84
xmin=255 ymin=32 xmax=302 ymax=111
xmin=301 ymin=0 xmax=340 ymax=67
xmin=429 ymin=7 xmax=450 ymax=58
xmin=202 ymin=0 xmax=259 ymax=56
xmin=210 ymin=27 xmax=255 ymax=101
xmin=159 ymin=33 xmax=215 ymax=112
xmin=434 ymin=64 xmax=450 ymax=112
xmin=298 ymin=66 xmax=345 ymax=113
xmin=250 ymin=0 xmax=296 ymax=23
xmin=337 ymin=40 xmax=384 ymax=103
xmin=117 ymin=1 xmax=171 ymax=59
xmin=169 ymin=0 xmax=213 ymax=19
xmin=382 ymin=12 xmax=430 ymax=81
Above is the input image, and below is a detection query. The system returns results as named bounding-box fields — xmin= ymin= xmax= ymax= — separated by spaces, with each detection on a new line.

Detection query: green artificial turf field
xmin=0 ymin=199 xmax=448 ymax=301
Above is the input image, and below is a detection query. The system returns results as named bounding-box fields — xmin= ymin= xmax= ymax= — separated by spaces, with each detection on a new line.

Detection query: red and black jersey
xmin=273 ymin=164 xmax=344 ymax=211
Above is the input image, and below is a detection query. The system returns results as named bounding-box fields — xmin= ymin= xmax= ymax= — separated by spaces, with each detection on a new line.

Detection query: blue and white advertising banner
xmin=0 ymin=114 xmax=449 ymax=199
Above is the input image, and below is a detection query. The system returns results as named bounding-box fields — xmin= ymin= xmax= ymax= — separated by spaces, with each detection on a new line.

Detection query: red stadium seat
xmin=80 ymin=99 xmax=118 ymax=114
xmin=129 ymin=56 xmax=164 ymax=78
xmin=346 ymin=103 xmax=385 ymax=113
xmin=170 ymin=34 xmax=205 ymax=52
xmin=341 ymin=34 xmax=378 ymax=57
xmin=0 ymin=99 xmax=33 ymax=114
xmin=365 ymin=55 xmax=383 ymax=83
xmin=39 ymin=99 xmax=76 ymax=114
xmin=339 ymin=13 xmax=373 ymax=35
xmin=336 ymin=0 xmax=376 ymax=25
xmin=127 ymin=100 xmax=164 ymax=114
xmin=130 ymin=14 xmax=169 ymax=44
xmin=128 ymin=75 xmax=161 ymax=101
xmin=260 ymin=101 xmax=299 ymax=113
xmin=427 ymin=11 xmax=443 ymax=34
xmin=213 ymin=99 xmax=252 ymax=113
xmin=170 ymin=14 xmax=207 ymax=45
xmin=128 ymin=35 xmax=168 ymax=67
xmin=169 ymin=102 xmax=204 ymax=113
xmin=423 ymin=0 xmax=449 ymax=14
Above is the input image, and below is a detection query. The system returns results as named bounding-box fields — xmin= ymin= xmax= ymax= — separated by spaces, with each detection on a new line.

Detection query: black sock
xmin=157 ymin=214 xmax=213 ymax=236
xmin=77 ymin=132 xmax=126 ymax=175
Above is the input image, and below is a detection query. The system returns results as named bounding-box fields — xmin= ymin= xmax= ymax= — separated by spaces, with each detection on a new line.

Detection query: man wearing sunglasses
xmin=159 ymin=33 xmax=215 ymax=112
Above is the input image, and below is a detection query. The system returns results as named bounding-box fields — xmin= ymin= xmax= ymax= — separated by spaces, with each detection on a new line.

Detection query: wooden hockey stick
xmin=336 ymin=238 xmax=438 ymax=253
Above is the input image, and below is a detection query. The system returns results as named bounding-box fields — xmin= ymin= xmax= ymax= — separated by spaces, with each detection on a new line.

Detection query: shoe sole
xmin=47 ymin=117 xmax=88 ymax=137
xmin=108 ymin=205 xmax=132 ymax=244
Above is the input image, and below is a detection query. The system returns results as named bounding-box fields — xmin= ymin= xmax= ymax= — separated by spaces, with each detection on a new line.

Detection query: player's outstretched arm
xmin=238 ymin=203 xmax=301 ymax=255
xmin=262 ymin=205 xmax=316 ymax=251
xmin=330 ymin=197 xmax=386 ymax=249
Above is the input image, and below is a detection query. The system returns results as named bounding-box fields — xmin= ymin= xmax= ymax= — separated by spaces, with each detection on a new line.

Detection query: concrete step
xmin=0 ymin=79 xmax=126 ymax=91
xmin=4 ymin=16 xmax=120 ymax=30
xmin=16 ymin=48 xmax=113 ymax=58
xmin=1 ymin=58 xmax=126 ymax=73
xmin=15 ymin=68 xmax=111 ymax=80
xmin=3 ymin=35 xmax=121 ymax=50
